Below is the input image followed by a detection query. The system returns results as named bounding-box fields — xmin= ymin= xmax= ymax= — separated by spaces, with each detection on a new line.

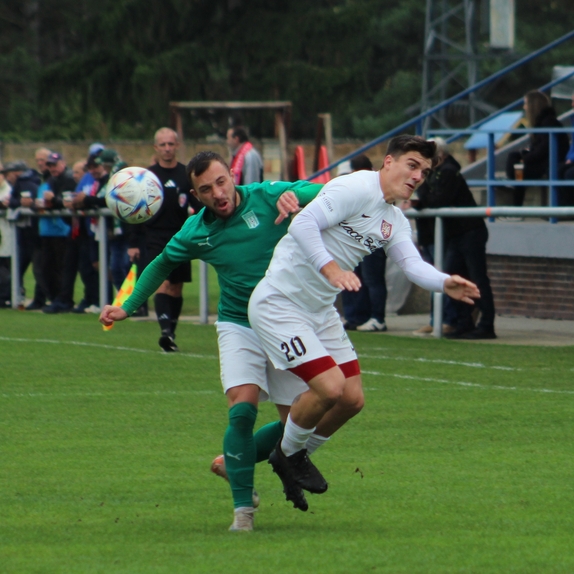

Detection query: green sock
xmin=254 ymin=420 xmax=284 ymax=462
xmin=224 ymin=402 xmax=258 ymax=509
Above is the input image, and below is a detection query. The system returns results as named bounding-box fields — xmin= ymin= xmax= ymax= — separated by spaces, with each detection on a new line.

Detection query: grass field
xmin=1 ymin=310 xmax=573 ymax=573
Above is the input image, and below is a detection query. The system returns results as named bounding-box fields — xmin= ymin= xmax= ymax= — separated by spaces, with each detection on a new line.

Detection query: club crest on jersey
xmin=381 ymin=220 xmax=392 ymax=239
xmin=178 ymin=193 xmax=187 ymax=208
xmin=242 ymin=210 xmax=260 ymax=229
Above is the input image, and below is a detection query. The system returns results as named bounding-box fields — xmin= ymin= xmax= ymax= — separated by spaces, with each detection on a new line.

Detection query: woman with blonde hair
xmin=505 ymin=89 xmax=569 ymax=207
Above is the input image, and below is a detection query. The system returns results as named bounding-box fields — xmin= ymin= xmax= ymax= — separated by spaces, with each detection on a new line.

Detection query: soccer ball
xmin=105 ymin=166 xmax=163 ymax=223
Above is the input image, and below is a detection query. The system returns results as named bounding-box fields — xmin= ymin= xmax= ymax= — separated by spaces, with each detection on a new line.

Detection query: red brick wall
xmin=487 ymin=255 xmax=574 ymax=320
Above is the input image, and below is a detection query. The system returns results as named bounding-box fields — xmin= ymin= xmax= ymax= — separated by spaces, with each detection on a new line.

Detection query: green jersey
xmin=122 ymin=180 xmax=322 ymax=327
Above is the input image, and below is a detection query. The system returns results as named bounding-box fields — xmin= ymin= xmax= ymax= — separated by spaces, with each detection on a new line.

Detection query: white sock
xmin=305 ymin=433 xmax=330 ymax=455
xmin=281 ymin=414 xmax=315 ymax=456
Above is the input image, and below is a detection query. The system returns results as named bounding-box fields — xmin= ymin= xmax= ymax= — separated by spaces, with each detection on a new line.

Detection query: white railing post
xmin=98 ymin=216 xmax=109 ymax=309
xmin=9 ymin=212 xmax=20 ymax=308
xmin=432 ymin=216 xmax=444 ymax=339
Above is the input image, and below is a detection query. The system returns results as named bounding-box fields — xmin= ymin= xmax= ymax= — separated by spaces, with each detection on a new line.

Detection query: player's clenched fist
xmin=320 ymin=261 xmax=362 ymax=292
xmin=99 ymin=305 xmax=128 ymax=326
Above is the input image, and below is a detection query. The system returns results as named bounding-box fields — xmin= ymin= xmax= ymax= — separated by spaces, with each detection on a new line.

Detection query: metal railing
xmin=0 ymin=207 xmax=210 ymax=321
xmin=430 ymin=127 xmax=574 ymax=224
xmin=3 ymin=206 xmax=574 ymax=336
xmin=307 ymin=29 xmax=574 ymax=180
xmin=405 ymin=205 xmax=574 ymax=337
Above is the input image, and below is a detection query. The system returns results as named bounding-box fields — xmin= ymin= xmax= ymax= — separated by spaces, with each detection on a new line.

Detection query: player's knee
xmin=315 ymin=371 xmax=346 ymax=408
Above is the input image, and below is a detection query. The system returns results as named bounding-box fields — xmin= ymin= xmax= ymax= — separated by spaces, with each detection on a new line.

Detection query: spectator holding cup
xmin=505 ymin=90 xmax=569 ymax=207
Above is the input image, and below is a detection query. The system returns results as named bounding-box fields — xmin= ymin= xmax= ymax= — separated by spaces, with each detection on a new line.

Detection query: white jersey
xmin=265 ymin=170 xmax=412 ymax=311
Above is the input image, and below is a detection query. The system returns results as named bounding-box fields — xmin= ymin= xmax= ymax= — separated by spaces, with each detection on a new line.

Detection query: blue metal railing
xmin=308 ymin=29 xmax=574 ymax=180
xmin=445 ymin=69 xmax=574 ymax=145
xmin=430 ymin=127 xmax=574 ymax=223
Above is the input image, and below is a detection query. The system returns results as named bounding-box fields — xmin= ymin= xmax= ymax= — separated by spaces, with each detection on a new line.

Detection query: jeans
xmin=342 ymin=249 xmax=387 ymax=324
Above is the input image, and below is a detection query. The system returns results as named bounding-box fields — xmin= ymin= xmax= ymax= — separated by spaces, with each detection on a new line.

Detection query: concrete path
xmin=135 ymin=312 xmax=573 ymax=347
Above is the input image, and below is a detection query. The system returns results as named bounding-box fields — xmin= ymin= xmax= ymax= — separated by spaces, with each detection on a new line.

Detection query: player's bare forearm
xmin=275 ymin=191 xmax=301 ymax=224
xmin=320 ymin=260 xmax=361 ymax=291
xmin=99 ymin=305 xmax=128 ymax=326
xmin=444 ymin=275 xmax=480 ymax=305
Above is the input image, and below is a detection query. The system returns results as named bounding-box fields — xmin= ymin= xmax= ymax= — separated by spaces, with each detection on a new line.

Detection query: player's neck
xmin=159 ymin=159 xmax=178 ymax=169
xmin=378 ymin=170 xmax=396 ymax=204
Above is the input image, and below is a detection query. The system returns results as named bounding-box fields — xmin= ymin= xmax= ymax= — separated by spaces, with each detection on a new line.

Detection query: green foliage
xmin=1 ymin=0 xmax=574 ymax=141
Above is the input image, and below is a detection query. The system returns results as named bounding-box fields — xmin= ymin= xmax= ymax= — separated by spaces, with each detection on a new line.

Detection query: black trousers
xmin=444 ymin=226 xmax=496 ymax=331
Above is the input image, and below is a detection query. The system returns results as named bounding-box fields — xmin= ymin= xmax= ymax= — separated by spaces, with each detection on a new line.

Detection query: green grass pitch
xmin=1 ymin=309 xmax=573 ymax=573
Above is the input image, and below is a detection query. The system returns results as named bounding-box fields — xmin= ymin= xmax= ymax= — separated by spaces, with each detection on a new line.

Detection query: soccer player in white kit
xmin=248 ymin=135 xmax=481 ymax=495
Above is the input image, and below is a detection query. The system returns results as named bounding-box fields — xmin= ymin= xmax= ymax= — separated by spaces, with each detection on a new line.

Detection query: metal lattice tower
xmin=421 ymin=0 xmax=483 ymax=134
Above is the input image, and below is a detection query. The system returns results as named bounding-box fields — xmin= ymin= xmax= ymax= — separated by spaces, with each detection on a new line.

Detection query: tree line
xmin=1 ymin=0 xmax=573 ymax=142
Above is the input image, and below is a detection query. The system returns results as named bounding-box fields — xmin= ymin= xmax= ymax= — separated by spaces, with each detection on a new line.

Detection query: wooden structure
xmin=168 ymin=101 xmax=292 ymax=179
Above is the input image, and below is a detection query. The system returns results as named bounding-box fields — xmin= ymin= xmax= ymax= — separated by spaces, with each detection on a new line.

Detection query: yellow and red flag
xmin=102 ymin=264 xmax=137 ymax=331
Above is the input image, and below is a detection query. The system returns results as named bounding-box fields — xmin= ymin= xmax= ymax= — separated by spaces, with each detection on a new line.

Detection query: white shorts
xmin=216 ymin=321 xmax=308 ymax=405
xmin=248 ymin=278 xmax=358 ymax=373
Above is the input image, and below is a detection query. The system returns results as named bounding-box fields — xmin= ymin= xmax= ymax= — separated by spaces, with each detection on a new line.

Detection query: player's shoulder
xmin=240 ymin=180 xmax=288 ymax=201
xmin=323 ymin=170 xmax=378 ymax=193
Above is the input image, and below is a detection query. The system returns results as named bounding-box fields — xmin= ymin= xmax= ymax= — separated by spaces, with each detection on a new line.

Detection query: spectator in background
xmin=0 ymin=163 xmax=12 ymax=307
xmin=341 ymin=154 xmax=389 ymax=332
xmin=60 ymin=156 xmax=101 ymax=314
xmin=505 ymin=90 xmax=569 ymax=207
xmin=72 ymin=160 xmax=87 ymax=183
xmin=96 ymin=149 xmax=130 ymax=290
xmin=3 ymin=161 xmax=42 ymax=308
xmin=40 ymin=152 xmax=76 ymax=313
xmin=128 ymin=127 xmax=202 ymax=351
xmin=35 ymin=148 xmax=52 ymax=183
xmin=558 ymin=91 xmax=574 ymax=207
xmin=226 ymin=126 xmax=263 ymax=185
xmin=414 ymin=138 xmax=496 ymax=340
xmin=73 ymin=149 xmax=130 ymax=308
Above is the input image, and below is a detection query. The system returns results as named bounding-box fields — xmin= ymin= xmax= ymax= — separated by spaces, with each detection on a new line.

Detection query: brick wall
xmin=488 ymin=255 xmax=574 ymax=320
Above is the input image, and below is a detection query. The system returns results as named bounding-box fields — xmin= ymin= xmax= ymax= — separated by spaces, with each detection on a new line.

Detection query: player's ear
xmin=383 ymin=155 xmax=394 ymax=170
xmin=229 ymin=168 xmax=235 ymax=181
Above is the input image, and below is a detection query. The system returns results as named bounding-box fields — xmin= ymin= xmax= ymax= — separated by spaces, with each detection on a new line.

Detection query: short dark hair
xmin=386 ymin=135 xmax=438 ymax=167
xmin=350 ymin=154 xmax=373 ymax=172
xmin=231 ymin=126 xmax=249 ymax=143
xmin=186 ymin=151 xmax=230 ymax=184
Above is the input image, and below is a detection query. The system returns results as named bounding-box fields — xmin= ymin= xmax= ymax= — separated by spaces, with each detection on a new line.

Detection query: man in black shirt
xmin=128 ymin=127 xmax=201 ymax=351
xmin=414 ymin=138 xmax=496 ymax=339
xmin=40 ymin=152 xmax=77 ymax=313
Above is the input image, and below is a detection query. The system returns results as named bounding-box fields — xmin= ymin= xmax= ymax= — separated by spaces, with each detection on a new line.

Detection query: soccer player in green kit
xmin=99 ymin=151 xmax=365 ymax=531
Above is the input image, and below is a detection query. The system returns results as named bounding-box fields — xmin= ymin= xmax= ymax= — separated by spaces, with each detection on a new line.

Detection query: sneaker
xmin=343 ymin=322 xmax=358 ymax=331
xmin=25 ymin=301 xmax=44 ymax=311
xmin=459 ymin=327 xmax=497 ymax=340
xmin=415 ymin=324 xmax=457 ymax=336
xmin=356 ymin=318 xmax=387 ymax=332
xmin=158 ymin=332 xmax=179 ymax=352
xmin=211 ymin=455 xmax=260 ymax=509
xmin=269 ymin=442 xmax=328 ymax=495
xmin=413 ymin=324 xmax=433 ymax=335
xmin=229 ymin=507 xmax=255 ymax=532
xmin=84 ymin=304 xmax=101 ymax=314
